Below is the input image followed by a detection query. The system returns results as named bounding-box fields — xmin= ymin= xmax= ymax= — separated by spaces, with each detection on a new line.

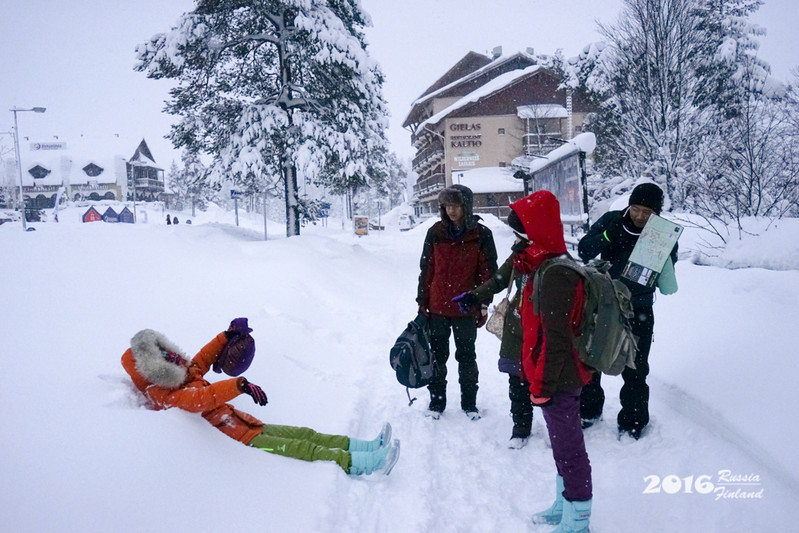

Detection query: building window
xmin=499 ymin=162 xmax=507 ymax=168
xmin=83 ymin=163 xmax=104 ymax=177
xmin=28 ymin=165 xmax=51 ymax=180
xmin=498 ymin=128 xmax=505 ymax=136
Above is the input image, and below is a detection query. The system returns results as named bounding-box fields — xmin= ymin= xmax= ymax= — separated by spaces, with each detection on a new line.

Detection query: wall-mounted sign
xmin=31 ymin=142 xmax=67 ymax=151
xmin=454 ymin=151 xmax=479 ymax=167
xmin=449 ymin=122 xmax=482 ymax=148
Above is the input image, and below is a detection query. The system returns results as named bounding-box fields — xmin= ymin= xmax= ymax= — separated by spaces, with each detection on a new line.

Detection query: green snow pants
xmin=248 ymin=424 xmax=351 ymax=472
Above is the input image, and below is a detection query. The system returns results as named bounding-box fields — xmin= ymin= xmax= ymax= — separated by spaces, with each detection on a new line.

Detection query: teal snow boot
xmin=552 ymin=498 xmax=591 ymax=533
xmin=531 ymin=475 xmax=565 ymax=525
xmin=348 ymin=422 xmax=392 ymax=452
xmin=349 ymin=439 xmax=400 ymax=476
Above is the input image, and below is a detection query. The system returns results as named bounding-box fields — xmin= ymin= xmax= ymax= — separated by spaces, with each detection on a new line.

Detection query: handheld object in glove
xmin=215 ymin=319 xmax=256 ymax=376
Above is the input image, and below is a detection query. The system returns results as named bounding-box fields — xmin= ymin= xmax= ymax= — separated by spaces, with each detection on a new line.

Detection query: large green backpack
xmin=532 ymin=257 xmax=638 ymax=375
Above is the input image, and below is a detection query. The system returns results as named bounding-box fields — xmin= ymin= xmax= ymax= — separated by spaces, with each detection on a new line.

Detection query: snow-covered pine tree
xmin=581 ymin=0 xmax=716 ymax=209
xmin=134 ymin=0 xmax=390 ymax=236
xmin=684 ymin=0 xmax=799 ymax=224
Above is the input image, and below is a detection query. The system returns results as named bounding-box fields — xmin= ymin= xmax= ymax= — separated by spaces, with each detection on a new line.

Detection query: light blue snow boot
xmin=551 ymin=498 xmax=591 ymax=533
xmin=348 ymin=422 xmax=392 ymax=452
xmin=531 ymin=475 xmax=565 ymax=525
xmin=349 ymin=439 xmax=400 ymax=476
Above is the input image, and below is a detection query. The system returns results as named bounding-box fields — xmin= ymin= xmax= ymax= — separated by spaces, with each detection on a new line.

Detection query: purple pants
xmin=541 ymin=387 xmax=592 ymax=501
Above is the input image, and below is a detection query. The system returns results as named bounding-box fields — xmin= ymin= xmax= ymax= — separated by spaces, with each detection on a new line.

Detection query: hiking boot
xmin=464 ymin=408 xmax=481 ymax=421
xmin=349 ymin=439 xmax=400 ymax=476
xmin=531 ymin=475 xmax=565 ymax=525
xmin=512 ymin=422 xmax=532 ymax=440
xmin=428 ymin=391 xmax=446 ymax=414
xmin=618 ymin=424 xmax=646 ymax=440
xmin=508 ymin=437 xmax=529 ymax=450
xmin=551 ymin=498 xmax=591 ymax=532
xmin=348 ymin=422 xmax=392 ymax=452
xmin=581 ymin=417 xmax=600 ymax=430
xmin=460 ymin=385 xmax=478 ymax=413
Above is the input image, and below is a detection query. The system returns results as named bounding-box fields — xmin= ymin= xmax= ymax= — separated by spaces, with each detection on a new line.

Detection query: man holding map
xmin=577 ymin=182 xmax=679 ymax=439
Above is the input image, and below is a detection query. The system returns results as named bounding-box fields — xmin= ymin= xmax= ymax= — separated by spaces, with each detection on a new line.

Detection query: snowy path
xmin=3 ymin=212 xmax=797 ymax=532
xmin=321 ymin=226 xmax=799 ymax=533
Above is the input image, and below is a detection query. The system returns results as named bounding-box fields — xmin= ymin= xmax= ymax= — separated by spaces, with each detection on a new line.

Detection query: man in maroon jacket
xmin=417 ymin=185 xmax=497 ymax=418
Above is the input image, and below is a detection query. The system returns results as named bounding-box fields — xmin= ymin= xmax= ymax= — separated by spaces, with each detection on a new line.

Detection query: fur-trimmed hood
xmin=130 ymin=329 xmax=191 ymax=389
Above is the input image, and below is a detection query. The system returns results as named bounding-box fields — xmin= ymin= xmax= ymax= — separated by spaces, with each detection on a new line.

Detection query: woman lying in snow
xmin=121 ymin=318 xmax=399 ymax=476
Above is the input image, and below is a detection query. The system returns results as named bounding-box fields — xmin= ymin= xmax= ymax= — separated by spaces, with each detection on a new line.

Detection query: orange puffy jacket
xmin=121 ymin=330 xmax=264 ymax=445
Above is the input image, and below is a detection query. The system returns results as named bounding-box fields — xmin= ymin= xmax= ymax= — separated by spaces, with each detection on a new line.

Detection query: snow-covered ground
xmin=1 ymin=203 xmax=797 ymax=532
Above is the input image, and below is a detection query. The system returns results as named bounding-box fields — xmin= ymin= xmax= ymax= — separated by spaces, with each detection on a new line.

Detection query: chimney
xmin=491 ymin=46 xmax=502 ymax=59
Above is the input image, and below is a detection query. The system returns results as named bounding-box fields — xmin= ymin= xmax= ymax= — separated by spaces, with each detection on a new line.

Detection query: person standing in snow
xmin=452 ymin=230 xmax=533 ymax=447
xmin=166 ymin=214 xmax=172 ymax=225
xmin=121 ymin=318 xmax=399 ymax=476
xmin=509 ymin=190 xmax=593 ymax=532
xmin=578 ymin=182 xmax=678 ymax=440
xmin=416 ymin=184 xmax=498 ymax=418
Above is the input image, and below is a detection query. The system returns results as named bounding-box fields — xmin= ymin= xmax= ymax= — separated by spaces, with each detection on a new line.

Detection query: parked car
xmin=398 ymin=213 xmax=415 ymax=231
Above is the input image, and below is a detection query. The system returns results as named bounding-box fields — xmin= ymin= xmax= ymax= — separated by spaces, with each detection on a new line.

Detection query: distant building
xmin=118 ymin=206 xmax=135 ymax=224
xmin=403 ymin=48 xmax=595 ymax=217
xmin=126 ymin=139 xmax=165 ymax=202
xmin=102 ymin=206 xmax=119 ymax=223
xmin=82 ymin=206 xmax=102 ymax=223
xmin=0 ymin=136 xmax=164 ymax=210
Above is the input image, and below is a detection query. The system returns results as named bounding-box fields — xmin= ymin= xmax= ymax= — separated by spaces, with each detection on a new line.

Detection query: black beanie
xmin=628 ymin=183 xmax=663 ymax=214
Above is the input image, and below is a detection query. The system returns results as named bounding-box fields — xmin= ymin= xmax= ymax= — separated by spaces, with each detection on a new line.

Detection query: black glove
xmin=511 ymin=238 xmax=530 ymax=254
xmin=451 ymin=292 xmax=480 ymax=313
xmin=602 ymin=217 xmax=627 ymax=243
xmin=238 ymin=377 xmax=268 ymax=406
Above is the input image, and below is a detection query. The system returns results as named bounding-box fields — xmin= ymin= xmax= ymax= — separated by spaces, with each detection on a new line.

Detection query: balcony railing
xmin=413 ymin=173 xmax=446 ymax=198
xmin=412 ymin=142 xmax=444 ymax=172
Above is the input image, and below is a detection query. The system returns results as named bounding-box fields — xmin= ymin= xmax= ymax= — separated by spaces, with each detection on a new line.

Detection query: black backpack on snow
xmin=389 ymin=314 xmax=437 ymax=405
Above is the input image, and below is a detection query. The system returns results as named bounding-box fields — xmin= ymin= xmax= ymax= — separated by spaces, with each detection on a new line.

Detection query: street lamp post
xmin=10 ymin=106 xmax=46 ymax=230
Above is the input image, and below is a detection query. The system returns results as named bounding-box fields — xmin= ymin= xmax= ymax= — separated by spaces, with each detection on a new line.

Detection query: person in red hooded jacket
xmin=121 ymin=319 xmax=399 ymax=476
xmin=508 ymin=191 xmax=593 ymax=533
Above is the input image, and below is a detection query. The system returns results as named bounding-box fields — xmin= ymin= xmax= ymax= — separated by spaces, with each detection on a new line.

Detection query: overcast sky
xmin=1 ymin=0 xmax=796 ymax=168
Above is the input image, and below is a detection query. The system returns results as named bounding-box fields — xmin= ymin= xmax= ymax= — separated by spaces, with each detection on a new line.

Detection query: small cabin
xmin=118 ymin=207 xmax=135 ymax=224
xmin=102 ymin=207 xmax=119 ymax=223
xmin=82 ymin=206 xmax=102 ymax=223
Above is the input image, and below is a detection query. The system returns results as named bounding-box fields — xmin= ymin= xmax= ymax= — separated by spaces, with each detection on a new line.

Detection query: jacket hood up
xmin=130 ymin=329 xmax=191 ymax=389
xmin=510 ymin=190 xmax=567 ymax=252
xmin=438 ymin=184 xmax=478 ymax=230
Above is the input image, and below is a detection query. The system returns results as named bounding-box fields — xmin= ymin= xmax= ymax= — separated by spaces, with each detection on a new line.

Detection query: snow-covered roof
xmin=511 ymin=132 xmax=597 ymax=174
xmin=8 ymin=135 xmax=153 ymax=187
xmin=416 ymin=65 xmax=544 ymax=134
xmin=410 ymin=52 xmax=534 ymax=109
xmin=517 ymin=104 xmax=568 ymax=119
xmin=451 ymin=166 xmax=524 ymax=194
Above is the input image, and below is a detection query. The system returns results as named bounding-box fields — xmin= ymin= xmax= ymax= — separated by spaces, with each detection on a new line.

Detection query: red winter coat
xmin=417 ymin=217 xmax=498 ymax=317
xmin=122 ymin=330 xmax=264 ymax=445
xmin=510 ymin=192 xmax=593 ymax=398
